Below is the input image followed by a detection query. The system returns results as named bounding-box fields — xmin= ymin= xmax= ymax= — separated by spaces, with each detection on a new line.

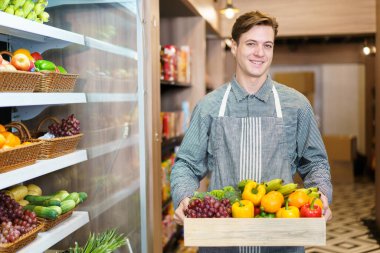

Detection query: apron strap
xmin=218 ymin=83 xmax=283 ymax=118
xmin=218 ymin=83 xmax=232 ymax=117
xmin=272 ymin=85 xmax=283 ymax=118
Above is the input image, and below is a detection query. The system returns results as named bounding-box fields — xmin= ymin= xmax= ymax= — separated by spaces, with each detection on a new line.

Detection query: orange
xmin=288 ymin=191 xmax=309 ymax=208
xmin=0 ymin=133 xmax=5 ymax=148
xmin=309 ymin=197 xmax=323 ymax=209
xmin=13 ymin=48 xmax=33 ymax=61
xmin=261 ymin=191 xmax=284 ymax=213
xmin=1 ymin=145 xmax=12 ymax=151
xmin=2 ymin=132 xmax=21 ymax=147
xmin=0 ymin=124 xmax=5 ymax=133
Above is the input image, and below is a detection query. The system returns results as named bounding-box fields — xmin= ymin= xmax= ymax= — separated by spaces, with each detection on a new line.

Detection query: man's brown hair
xmin=231 ymin=11 xmax=278 ymax=43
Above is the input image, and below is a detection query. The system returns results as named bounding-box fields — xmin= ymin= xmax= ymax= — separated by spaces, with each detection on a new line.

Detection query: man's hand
xmin=174 ymin=197 xmax=190 ymax=226
xmin=319 ymin=192 xmax=332 ymax=222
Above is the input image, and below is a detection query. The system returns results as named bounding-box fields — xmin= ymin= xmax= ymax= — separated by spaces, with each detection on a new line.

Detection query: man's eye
xmin=265 ymin=44 xmax=273 ymax=49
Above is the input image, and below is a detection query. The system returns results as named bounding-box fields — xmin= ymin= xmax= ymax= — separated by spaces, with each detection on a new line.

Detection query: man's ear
xmin=231 ymin=39 xmax=237 ymax=57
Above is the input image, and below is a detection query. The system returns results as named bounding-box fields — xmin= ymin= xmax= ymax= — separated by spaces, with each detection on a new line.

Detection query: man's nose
xmin=254 ymin=45 xmax=264 ymax=57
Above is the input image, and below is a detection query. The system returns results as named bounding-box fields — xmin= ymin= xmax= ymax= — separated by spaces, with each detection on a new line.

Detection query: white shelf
xmin=0 ymin=93 xmax=87 ymax=107
xmin=0 ymin=150 xmax=87 ymax=190
xmin=87 ymin=134 xmax=139 ymax=159
xmin=85 ymin=179 xmax=139 ymax=219
xmin=0 ymin=12 xmax=84 ymax=52
xmin=87 ymin=93 xmax=138 ymax=103
xmin=85 ymin=37 xmax=138 ymax=59
xmin=18 ymin=211 xmax=89 ymax=253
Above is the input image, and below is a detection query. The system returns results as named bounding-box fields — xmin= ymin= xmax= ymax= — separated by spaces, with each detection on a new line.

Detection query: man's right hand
xmin=174 ymin=197 xmax=190 ymax=226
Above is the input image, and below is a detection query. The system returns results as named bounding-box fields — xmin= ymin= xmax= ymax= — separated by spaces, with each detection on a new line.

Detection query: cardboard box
xmin=274 ymin=72 xmax=315 ymax=94
xmin=184 ymin=218 xmax=326 ymax=247
xmin=323 ymin=135 xmax=357 ymax=162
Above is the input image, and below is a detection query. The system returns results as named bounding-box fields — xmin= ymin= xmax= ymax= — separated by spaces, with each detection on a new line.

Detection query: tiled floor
xmin=306 ymin=177 xmax=380 ymax=253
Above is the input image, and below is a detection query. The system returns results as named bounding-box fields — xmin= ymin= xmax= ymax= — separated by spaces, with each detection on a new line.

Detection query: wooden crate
xmin=184 ymin=218 xmax=326 ymax=247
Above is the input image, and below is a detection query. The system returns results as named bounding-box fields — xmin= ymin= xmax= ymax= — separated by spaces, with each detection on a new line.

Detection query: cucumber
xmin=78 ymin=192 xmax=88 ymax=203
xmin=63 ymin=192 xmax=79 ymax=203
xmin=48 ymin=206 xmax=62 ymax=215
xmin=60 ymin=200 xmax=76 ymax=214
xmin=53 ymin=190 xmax=69 ymax=201
xmin=42 ymin=197 xmax=61 ymax=207
xmin=25 ymin=195 xmax=52 ymax=205
xmin=33 ymin=206 xmax=59 ymax=220
xmin=23 ymin=204 xmax=36 ymax=212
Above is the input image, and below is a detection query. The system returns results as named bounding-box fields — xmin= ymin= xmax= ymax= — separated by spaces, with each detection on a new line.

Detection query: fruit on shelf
xmin=4 ymin=4 xmax=14 ymax=14
xmin=30 ymin=51 xmax=42 ymax=61
xmin=48 ymin=114 xmax=80 ymax=137
xmin=0 ymin=0 xmax=11 ymax=11
xmin=11 ymin=0 xmax=25 ymax=9
xmin=10 ymin=53 xmax=30 ymax=71
xmin=38 ymin=11 xmax=48 ymax=22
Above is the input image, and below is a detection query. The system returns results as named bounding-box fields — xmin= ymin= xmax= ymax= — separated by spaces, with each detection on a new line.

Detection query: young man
xmin=170 ymin=10 xmax=332 ymax=253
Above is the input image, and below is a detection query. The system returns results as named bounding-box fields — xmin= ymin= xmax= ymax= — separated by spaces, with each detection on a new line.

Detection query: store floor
xmin=306 ymin=176 xmax=379 ymax=253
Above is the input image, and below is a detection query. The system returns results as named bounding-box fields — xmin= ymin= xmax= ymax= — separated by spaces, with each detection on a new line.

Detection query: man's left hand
xmin=319 ymin=192 xmax=332 ymax=222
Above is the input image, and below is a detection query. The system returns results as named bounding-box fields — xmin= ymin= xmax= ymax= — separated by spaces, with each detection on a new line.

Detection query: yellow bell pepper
xmin=232 ymin=200 xmax=254 ymax=218
xmin=242 ymin=181 xmax=266 ymax=206
xmin=276 ymin=199 xmax=300 ymax=218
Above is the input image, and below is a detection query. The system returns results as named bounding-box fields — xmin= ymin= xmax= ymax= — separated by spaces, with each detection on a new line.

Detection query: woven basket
xmin=38 ymin=209 xmax=74 ymax=232
xmin=31 ymin=117 xmax=83 ymax=159
xmin=0 ymin=71 xmax=42 ymax=92
xmin=0 ymin=123 xmax=42 ymax=173
xmin=0 ymin=222 xmax=43 ymax=253
xmin=34 ymin=71 xmax=79 ymax=92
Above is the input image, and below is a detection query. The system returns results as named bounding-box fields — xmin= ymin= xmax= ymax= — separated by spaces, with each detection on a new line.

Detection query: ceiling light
xmin=220 ymin=0 xmax=239 ymax=19
xmin=363 ymin=46 xmax=371 ymax=55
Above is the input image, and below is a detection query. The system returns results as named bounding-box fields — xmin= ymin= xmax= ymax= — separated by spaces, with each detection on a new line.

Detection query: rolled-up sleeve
xmin=170 ymin=103 xmax=211 ymax=208
xmin=296 ymin=101 xmax=333 ymax=203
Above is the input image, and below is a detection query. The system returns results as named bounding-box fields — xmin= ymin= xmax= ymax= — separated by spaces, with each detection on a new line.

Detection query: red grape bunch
xmin=48 ymin=114 xmax=80 ymax=137
xmin=185 ymin=195 xmax=232 ymax=218
xmin=0 ymin=192 xmax=38 ymax=244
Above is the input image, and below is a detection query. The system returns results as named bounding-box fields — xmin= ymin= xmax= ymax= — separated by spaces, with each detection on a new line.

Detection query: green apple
xmin=0 ymin=0 xmax=10 ymax=11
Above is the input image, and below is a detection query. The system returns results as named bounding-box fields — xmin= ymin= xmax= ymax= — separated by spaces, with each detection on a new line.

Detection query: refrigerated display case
xmin=0 ymin=1 xmax=160 ymax=252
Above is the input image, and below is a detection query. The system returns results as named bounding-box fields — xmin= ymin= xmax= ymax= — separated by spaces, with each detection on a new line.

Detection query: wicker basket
xmin=38 ymin=209 xmax=74 ymax=232
xmin=31 ymin=117 xmax=83 ymax=159
xmin=0 ymin=123 xmax=42 ymax=173
xmin=34 ymin=71 xmax=79 ymax=92
xmin=0 ymin=71 xmax=42 ymax=92
xmin=0 ymin=222 xmax=43 ymax=253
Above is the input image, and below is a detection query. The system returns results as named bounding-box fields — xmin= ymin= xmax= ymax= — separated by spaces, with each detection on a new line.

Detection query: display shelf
xmin=87 ymin=134 xmax=139 ymax=159
xmin=162 ymin=135 xmax=184 ymax=159
xmin=17 ymin=211 xmax=90 ymax=253
xmin=87 ymin=93 xmax=138 ymax=103
xmin=161 ymin=80 xmax=191 ymax=88
xmin=0 ymin=150 xmax=87 ymax=190
xmin=85 ymin=179 xmax=139 ymax=219
xmin=0 ymin=93 xmax=87 ymax=107
xmin=0 ymin=12 xmax=85 ymax=52
xmin=85 ymin=37 xmax=138 ymax=59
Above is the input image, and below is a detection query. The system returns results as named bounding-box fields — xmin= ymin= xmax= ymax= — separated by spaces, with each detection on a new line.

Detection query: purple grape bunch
xmin=0 ymin=192 xmax=38 ymax=244
xmin=185 ymin=195 xmax=232 ymax=218
xmin=48 ymin=114 xmax=80 ymax=137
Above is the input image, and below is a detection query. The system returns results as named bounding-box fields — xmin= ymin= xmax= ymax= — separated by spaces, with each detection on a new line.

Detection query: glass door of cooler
xmin=17 ymin=1 xmax=147 ymax=252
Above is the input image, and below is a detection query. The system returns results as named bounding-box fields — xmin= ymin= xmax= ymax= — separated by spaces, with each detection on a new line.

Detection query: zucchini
xmin=63 ymin=192 xmax=79 ymax=203
xmin=48 ymin=206 xmax=62 ymax=215
xmin=23 ymin=204 xmax=36 ymax=212
xmin=78 ymin=192 xmax=88 ymax=203
xmin=60 ymin=200 xmax=76 ymax=214
xmin=53 ymin=190 xmax=69 ymax=201
xmin=33 ymin=206 xmax=59 ymax=220
xmin=42 ymin=197 xmax=61 ymax=207
xmin=25 ymin=195 xmax=52 ymax=205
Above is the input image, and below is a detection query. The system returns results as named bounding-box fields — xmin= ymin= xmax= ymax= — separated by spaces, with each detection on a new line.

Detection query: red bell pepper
xmin=300 ymin=198 xmax=322 ymax=218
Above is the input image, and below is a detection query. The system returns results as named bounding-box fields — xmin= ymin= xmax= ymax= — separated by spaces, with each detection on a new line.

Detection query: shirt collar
xmin=230 ymin=75 xmax=273 ymax=103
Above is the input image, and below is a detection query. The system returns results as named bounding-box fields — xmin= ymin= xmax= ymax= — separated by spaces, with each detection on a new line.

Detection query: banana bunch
xmin=1 ymin=0 xmax=49 ymax=24
xmin=264 ymin=178 xmax=320 ymax=198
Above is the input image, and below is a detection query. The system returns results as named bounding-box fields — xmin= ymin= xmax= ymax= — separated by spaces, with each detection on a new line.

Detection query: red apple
xmin=11 ymin=53 xmax=30 ymax=71
xmin=31 ymin=52 xmax=43 ymax=61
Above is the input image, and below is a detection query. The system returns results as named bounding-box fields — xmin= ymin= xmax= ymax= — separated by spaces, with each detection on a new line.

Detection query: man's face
xmin=231 ymin=25 xmax=274 ymax=81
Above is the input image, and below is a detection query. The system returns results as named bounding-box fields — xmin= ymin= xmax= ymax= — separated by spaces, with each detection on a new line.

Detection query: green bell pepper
xmin=56 ymin=66 xmax=67 ymax=74
xmin=35 ymin=60 xmax=56 ymax=72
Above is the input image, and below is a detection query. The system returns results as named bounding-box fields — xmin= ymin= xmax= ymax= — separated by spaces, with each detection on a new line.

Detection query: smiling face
xmin=231 ymin=25 xmax=274 ymax=87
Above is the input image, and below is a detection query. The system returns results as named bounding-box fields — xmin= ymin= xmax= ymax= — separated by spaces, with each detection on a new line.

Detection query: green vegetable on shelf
xmin=57 ymin=65 xmax=67 ymax=74
xmin=34 ymin=59 xmax=56 ymax=71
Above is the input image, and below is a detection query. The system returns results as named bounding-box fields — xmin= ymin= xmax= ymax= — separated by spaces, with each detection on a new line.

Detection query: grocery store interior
xmin=0 ymin=0 xmax=380 ymax=253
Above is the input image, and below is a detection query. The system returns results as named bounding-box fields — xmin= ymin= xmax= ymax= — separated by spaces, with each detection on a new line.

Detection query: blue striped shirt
xmin=170 ymin=75 xmax=332 ymax=208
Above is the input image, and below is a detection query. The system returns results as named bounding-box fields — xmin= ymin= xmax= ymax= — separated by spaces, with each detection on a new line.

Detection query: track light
xmin=362 ymin=40 xmax=376 ymax=56
xmin=220 ymin=0 xmax=239 ymax=19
